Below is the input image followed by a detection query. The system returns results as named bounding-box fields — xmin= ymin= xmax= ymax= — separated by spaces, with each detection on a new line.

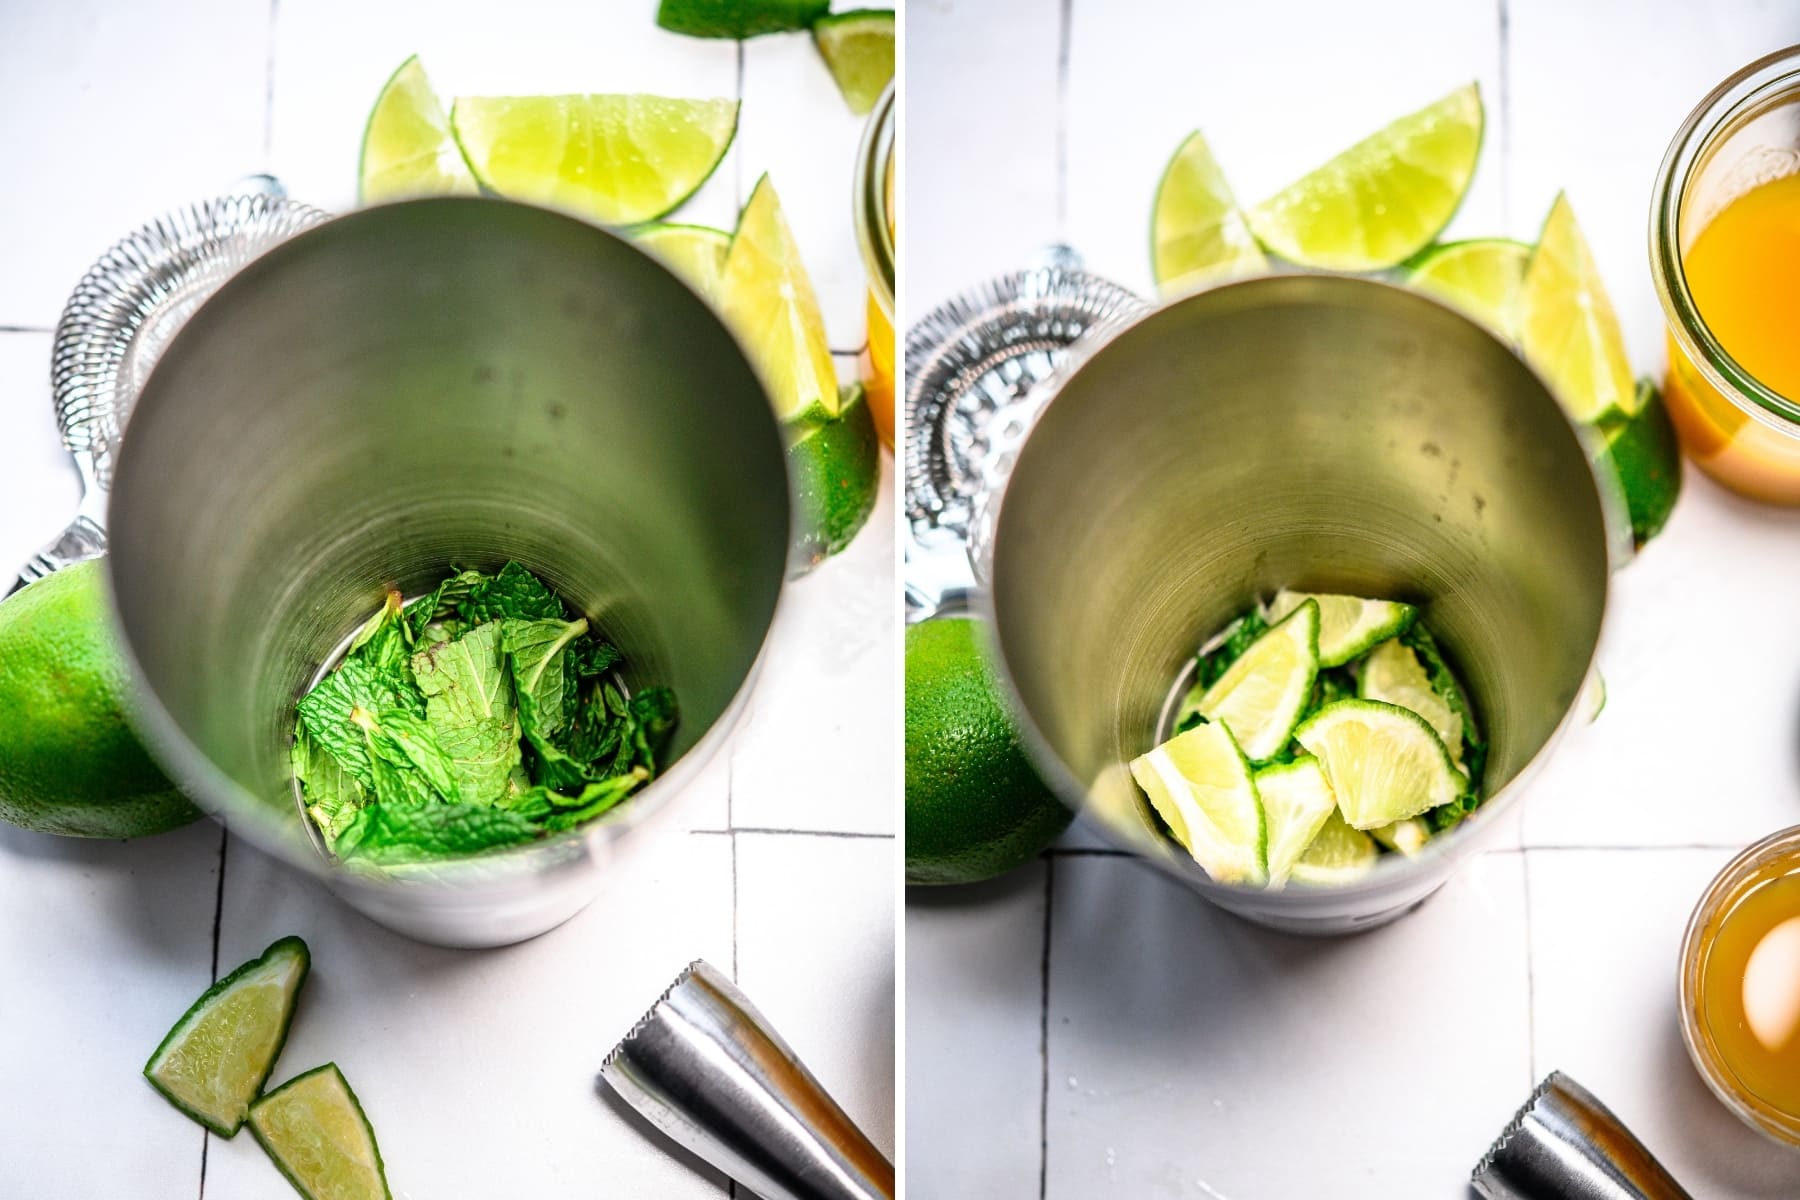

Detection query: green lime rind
xmin=1178 ymin=599 xmax=1320 ymax=762
xmin=449 ymin=95 xmax=739 ymax=226
xmin=1151 ymin=130 xmax=1267 ymax=295
xmin=1246 ymin=83 xmax=1484 ymax=271
xmin=813 ymin=10 xmax=895 ymax=116
xmin=789 ymin=384 xmax=880 ymax=566
xmin=1256 ymin=755 xmax=1337 ymax=888
xmin=1266 ymin=589 xmax=1415 ymax=668
xmin=657 ymin=0 xmax=828 ymax=38
xmin=1294 ymin=698 xmax=1466 ymax=830
xmin=249 ymin=1063 xmax=391 ymax=1200
xmin=144 ymin=936 xmax=311 ymax=1137
xmin=1404 ymin=237 xmax=1531 ymax=336
xmin=1595 ymin=378 xmax=1682 ymax=548
xmin=1130 ymin=720 xmax=1268 ymax=886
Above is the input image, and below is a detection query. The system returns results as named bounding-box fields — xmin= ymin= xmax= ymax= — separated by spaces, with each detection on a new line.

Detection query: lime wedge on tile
xmin=249 ymin=1064 xmax=390 ymax=1200
xmin=143 ymin=936 xmax=310 ymax=1136
xmin=1406 ymin=238 xmax=1531 ymax=335
xmin=1290 ymin=810 xmax=1380 ymax=886
xmin=1177 ymin=600 xmax=1319 ymax=762
xmin=1266 ymin=589 xmax=1415 ymax=668
xmin=1246 ymin=83 xmax=1484 ymax=271
xmin=1129 ymin=721 xmax=1267 ymax=886
xmin=1358 ymin=637 xmax=1465 ymax=770
xmin=1151 ymin=130 xmax=1267 ymax=295
xmin=358 ymin=56 xmax=477 ymax=203
xmin=633 ymin=223 xmax=730 ymax=298
xmin=1595 ymin=378 xmax=1682 ymax=547
xmin=1295 ymin=699 xmax=1466 ymax=830
xmin=657 ymin=0 xmax=827 ymax=38
xmin=450 ymin=94 xmax=738 ymax=225
xmin=1256 ymin=755 xmax=1337 ymax=888
xmin=814 ymin=10 xmax=895 ymax=115
xmin=1518 ymin=193 xmax=1638 ymax=425
xmin=720 ymin=174 xmax=841 ymax=425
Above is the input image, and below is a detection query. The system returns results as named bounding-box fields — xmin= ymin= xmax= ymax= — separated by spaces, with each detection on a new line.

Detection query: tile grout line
xmin=198 ymin=825 xmax=230 ymax=1198
xmin=734 ymin=42 xmax=746 ymax=209
xmin=693 ymin=826 xmax=894 ymax=840
xmin=1497 ymin=0 xmax=1512 ymax=232
xmin=1037 ymin=857 xmax=1055 ymax=1200
xmin=263 ymin=0 xmax=279 ymax=163
xmin=0 ymin=325 xmax=51 ymax=334
xmin=1521 ymin=846 xmax=1538 ymax=1089
xmin=1054 ymin=0 xmax=1073 ymax=235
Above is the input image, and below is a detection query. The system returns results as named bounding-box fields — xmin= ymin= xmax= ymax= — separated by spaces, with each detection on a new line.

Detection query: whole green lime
xmin=0 ymin=559 xmax=199 ymax=837
xmin=906 ymin=615 xmax=1071 ymax=885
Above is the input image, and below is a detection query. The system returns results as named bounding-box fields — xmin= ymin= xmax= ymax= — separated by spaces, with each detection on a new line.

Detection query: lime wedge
xmin=1256 ymin=756 xmax=1337 ymax=888
xmin=791 ymin=385 xmax=880 ymax=566
xmin=814 ymin=10 xmax=895 ymax=116
xmin=657 ymin=0 xmax=827 ymax=38
xmin=143 ymin=936 xmax=310 ymax=1136
xmin=449 ymin=94 xmax=738 ymax=225
xmin=249 ymin=1064 xmax=390 ymax=1200
xmin=1579 ymin=669 xmax=1607 ymax=723
xmin=1406 ymin=238 xmax=1530 ymax=335
xmin=1129 ymin=721 xmax=1267 ymax=886
xmin=1295 ymin=699 xmax=1466 ymax=830
xmin=1179 ymin=599 xmax=1319 ymax=762
xmin=1370 ymin=816 xmax=1431 ymax=856
xmin=1290 ymin=810 xmax=1380 ymax=886
xmin=1246 ymin=83 xmax=1484 ymax=271
xmin=1151 ymin=130 xmax=1266 ymax=295
xmin=1358 ymin=637 xmax=1464 ymax=769
xmin=633 ymin=223 xmax=730 ymax=299
xmin=720 ymin=174 xmax=841 ymax=424
xmin=1596 ymin=378 xmax=1681 ymax=548
xmin=358 ymin=56 xmax=478 ymax=203
xmin=1266 ymin=589 xmax=1415 ymax=668
xmin=1518 ymin=193 xmax=1638 ymax=424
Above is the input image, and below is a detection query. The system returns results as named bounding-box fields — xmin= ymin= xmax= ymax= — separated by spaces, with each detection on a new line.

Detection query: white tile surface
xmin=0 ymin=333 xmax=81 ymax=578
xmin=0 ymin=820 xmax=221 ymax=1199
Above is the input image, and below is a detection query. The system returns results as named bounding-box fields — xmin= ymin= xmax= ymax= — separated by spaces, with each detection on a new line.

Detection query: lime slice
xmin=358 ymin=56 xmax=478 ymax=204
xmin=814 ymin=10 xmax=895 ymax=116
xmin=1358 ymin=637 xmax=1464 ymax=770
xmin=1290 ymin=810 xmax=1380 ymax=886
xmin=1518 ymin=193 xmax=1638 ymax=425
xmin=1179 ymin=599 xmax=1319 ymax=762
xmin=143 ymin=936 xmax=310 ymax=1136
xmin=720 ymin=174 xmax=841 ymax=424
xmin=449 ymin=94 xmax=738 ymax=225
xmin=1295 ymin=699 xmax=1466 ymax=830
xmin=633 ymin=223 xmax=730 ymax=299
xmin=1246 ymin=83 xmax=1484 ymax=271
xmin=1406 ymin=238 xmax=1531 ymax=335
xmin=1151 ymin=130 xmax=1266 ymax=295
xmin=1129 ymin=721 xmax=1267 ymax=886
xmin=1266 ymin=589 xmax=1415 ymax=668
xmin=249 ymin=1064 xmax=389 ymax=1200
xmin=1596 ymin=378 xmax=1681 ymax=548
xmin=657 ymin=0 xmax=827 ymax=38
xmin=1256 ymin=756 xmax=1337 ymax=888
xmin=1370 ymin=817 xmax=1431 ymax=856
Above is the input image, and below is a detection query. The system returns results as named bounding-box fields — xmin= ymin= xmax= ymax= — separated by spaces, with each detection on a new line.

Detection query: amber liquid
xmin=1696 ymin=857 xmax=1800 ymax=1121
xmin=863 ymin=147 xmax=896 ymax=450
xmin=1666 ymin=172 xmax=1800 ymax=502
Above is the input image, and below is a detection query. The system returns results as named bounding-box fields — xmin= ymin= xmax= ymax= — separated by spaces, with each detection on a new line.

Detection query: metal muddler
xmin=601 ymin=960 xmax=894 ymax=1200
xmin=1473 ymin=1072 xmax=1693 ymax=1199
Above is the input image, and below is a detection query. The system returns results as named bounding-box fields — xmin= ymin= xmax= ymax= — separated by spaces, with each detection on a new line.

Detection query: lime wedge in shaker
xmin=1246 ymin=83 xmax=1484 ymax=271
xmin=249 ymin=1064 xmax=390 ymax=1200
xmin=1130 ymin=721 xmax=1267 ymax=886
xmin=144 ymin=936 xmax=310 ymax=1136
xmin=1266 ymin=589 xmax=1415 ymax=668
xmin=1405 ymin=238 xmax=1531 ymax=335
xmin=813 ymin=10 xmax=895 ymax=115
xmin=1295 ymin=699 xmax=1466 ymax=830
xmin=1177 ymin=600 xmax=1319 ymax=762
xmin=1358 ymin=637 xmax=1465 ymax=770
xmin=358 ymin=56 xmax=478 ymax=203
xmin=1290 ymin=810 xmax=1380 ymax=886
xmin=633 ymin=223 xmax=731 ymax=299
xmin=1151 ymin=130 xmax=1266 ymax=295
xmin=1370 ymin=817 xmax=1432 ymax=856
xmin=1518 ymin=193 xmax=1638 ymax=425
xmin=450 ymin=94 xmax=738 ymax=225
xmin=1255 ymin=756 xmax=1337 ymax=888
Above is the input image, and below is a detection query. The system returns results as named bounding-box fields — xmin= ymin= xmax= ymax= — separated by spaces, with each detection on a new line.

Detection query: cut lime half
xmin=1290 ymin=810 xmax=1380 ymax=886
xmin=1246 ymin=83 xmax=1484 ymax=271
xmin=1129 ymin=721 xmax=1267 ymax=886
xmin=1256 ymin=756 xmax=1337 ymax=888
xmin=1178 ymin=600 xmax=1320 ymax=762
xmin=1151 ymin=130 xmax=1266 ymax=295
xmin=814 ymin=10 xmax=895 ymax=115
xmin=450 ymin=94 xmax=738 ymax=225
xmin=633 ymin=223 xmax=730 ymax=299
xmin=358 ymin=56 xmax=478 ymax=203
xmin=1358 ymin=637 xmax=1465 ymax=770
xmin=720 ymin=174 xmax=841 ymax=425
xmin=1295 ymin=699 xmax=1466 ymax=830
xmin=1406 ymin=238 xmax=1530 ymax=336
xmin=1518 ymin=193 xmax=1638 ymax=425
xmin=1266 ymin=589 xmax=1414 ymax=668
xmin=249 ymin=1064 xmax=390 ymax=1200
xmin=144 ymin=936 xmax=310 ymax=1136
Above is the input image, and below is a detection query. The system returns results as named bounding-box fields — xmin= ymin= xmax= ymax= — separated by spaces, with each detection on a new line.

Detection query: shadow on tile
xmin=904 ymin=859 xmax=1046 ymax=911
xmin=591 ymin=1076 xmax=732 ymax=1195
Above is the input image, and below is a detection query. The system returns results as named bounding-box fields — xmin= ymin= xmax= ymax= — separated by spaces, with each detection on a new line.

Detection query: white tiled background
xmin=0 ymin=3 xmax=894 ymax=1197
xmin=908 ymin=1 xmax=1800 ymax=1196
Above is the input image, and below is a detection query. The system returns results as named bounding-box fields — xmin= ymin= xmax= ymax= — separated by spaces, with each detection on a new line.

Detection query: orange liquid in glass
xmin=1667 ymin=172 xmax=1800 ymax=502
xmin=864 ymin=149 xmax=896 ymax=449
xmin=1696 ymin=857 xmax=1800 ymax=1122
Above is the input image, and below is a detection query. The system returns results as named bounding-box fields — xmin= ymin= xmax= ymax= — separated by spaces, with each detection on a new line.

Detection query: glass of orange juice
xmin=853 ymin=80 xmax=896 ymax=450
xmin=1650 ymin=46 xmax=1800 ymax=504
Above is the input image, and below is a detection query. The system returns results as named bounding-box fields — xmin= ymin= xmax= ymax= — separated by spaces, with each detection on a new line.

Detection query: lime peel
xmin=249 ymin=1063 xmax=391 ymax=1200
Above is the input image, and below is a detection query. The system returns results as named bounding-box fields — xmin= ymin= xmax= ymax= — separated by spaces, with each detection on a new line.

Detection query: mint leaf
xmin=291 ymin=728 xmax=369 ymax=843
xmin=294 ymin=655 xmax=425 ymax=786
xmin=336 ymin=801 xmax=539 ymax=864
xmin=502 ymin=617 xmax=588 ymax=740
xmin=516 ymin=684 xmax=592 ymax=793
xmin=352 ymin=707 xmax=462 ymax=807
xmin=405 ymin=569 xmax=485 ymax=641
xmin=459 ymin=561 xmax=565 ymax=623
xmin=506 ymin=769 xmax=648 ymax=830
xmin=410 ymin=623 xmax=520 ymax=804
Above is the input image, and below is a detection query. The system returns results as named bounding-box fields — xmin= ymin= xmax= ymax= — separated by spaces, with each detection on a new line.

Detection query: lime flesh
xmin=633 ymin=223 xmax=730 ymax=299
xmin=1518 ymin=193 xmax=1638 ymax=424
xmin=1256 ymin=756 xmax=1337 ymax=888
xmin=1151 ymin=130 xmax=1266 ymax=294
xmin=1295 ymin=699 xmax=1465 ymax=830
xmin=814 ymin=10 xmax=895 ymax=115
xmin=1406 ymin=238 xmax=1530 ymax=335
xmin=1130 ymin=721 xmax=1267 ymax=886
xmin=249 ymin=1064 xmax=389 ymax=1200
xmin=1290 ymin=810 xmax=1379 ymax=886
xmin=1180 ymin=599 xmax=1319 ymax=762
xmin=1358 ymin=638 xmax=1464 ymax=770
xmin=1266 ymin=589 xmax=1414 ymax=668
xmin=358 ymin=56 xmax=477 ymax=203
